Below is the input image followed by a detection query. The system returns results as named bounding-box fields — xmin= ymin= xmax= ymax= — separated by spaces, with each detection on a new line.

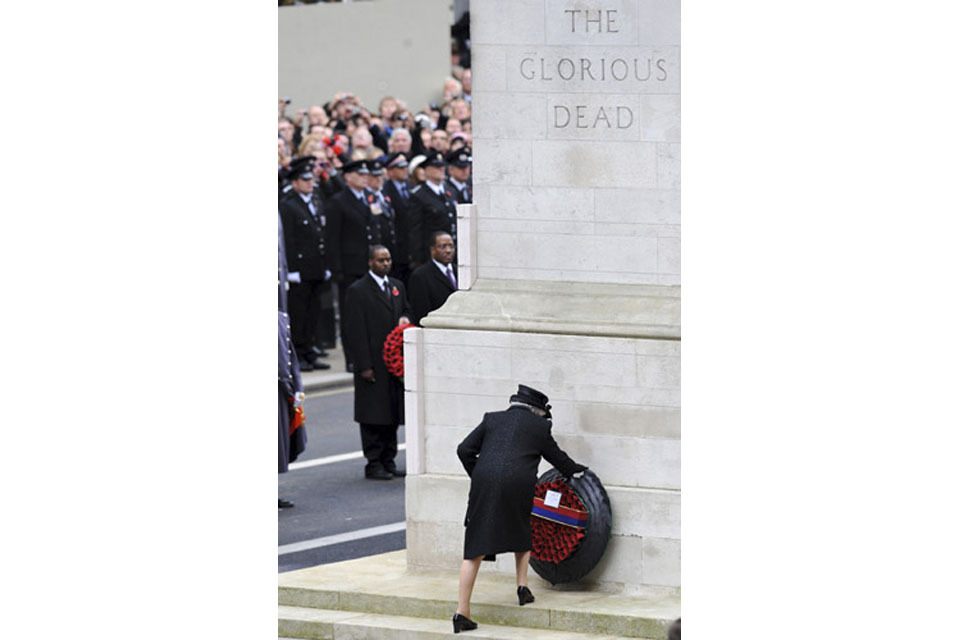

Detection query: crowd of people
xmin=278 ymin=71 xmax=472 ymax=483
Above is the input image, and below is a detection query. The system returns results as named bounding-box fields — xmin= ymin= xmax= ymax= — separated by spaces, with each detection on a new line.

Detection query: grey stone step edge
xmin=279 ymin=605 xmax=662 ymax=640
xmin=279 ymin=586 xmax=670 ymax=639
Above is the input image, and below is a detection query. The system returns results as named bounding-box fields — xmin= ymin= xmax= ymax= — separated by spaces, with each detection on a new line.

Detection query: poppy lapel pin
xmin=391 ymin=286 xmax=399 ymax=297
xmin=367 ymin=195 xmax=374 ymax=203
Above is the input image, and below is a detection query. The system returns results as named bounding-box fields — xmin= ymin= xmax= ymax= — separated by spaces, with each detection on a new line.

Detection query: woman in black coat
xmin=451 ymin=385 xmax=587 ymax=633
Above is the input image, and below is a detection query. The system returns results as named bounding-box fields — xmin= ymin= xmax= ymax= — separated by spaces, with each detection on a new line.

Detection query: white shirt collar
xmin=449 ymin=177 xmax=467 ymax=190
xmin=369 ymin=271 xmax=389 ymax=289
xmin=298 ymin=191 xmax=312 ymax=203
xmin=426 ymin=180 xmax=444 ymax=196
xmin=350 ymin=187 xmax=366 ymax=200
xmin=432 ymin=258 xmax=452 ymax=274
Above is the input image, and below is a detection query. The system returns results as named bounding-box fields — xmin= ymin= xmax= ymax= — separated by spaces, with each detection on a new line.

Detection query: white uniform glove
xmin=287 ymin=271 xmax=301 ymax=283
xmin=293 ymin=391 xmax=305 ymax=408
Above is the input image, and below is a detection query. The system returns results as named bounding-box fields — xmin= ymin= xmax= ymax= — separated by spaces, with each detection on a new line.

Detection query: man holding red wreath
xmin=343 ymin=245 xmax=412 ymax=480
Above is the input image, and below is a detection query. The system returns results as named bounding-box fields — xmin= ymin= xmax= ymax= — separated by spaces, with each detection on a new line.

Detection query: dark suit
xmin=381 ymin=179 xmax=413 ymax=284
xmin=279 ymin=190 xmax=330 ymax=362
xmin=408 ymin=260 xmax=457 ymax=325
xmin=365 ymin=187 xmax=398 ymax=260
xmin=343 ymin=273 xmax=411 ymax=474
xmin=407 ymin=181 xmax=458 ymax=266
xmin=326 ymin=187 xmax=387 ymax=365
xmin=444 ymin=177 xmax=471 ymax=205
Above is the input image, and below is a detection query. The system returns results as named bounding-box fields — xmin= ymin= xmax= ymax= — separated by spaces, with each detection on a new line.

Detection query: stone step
xmin=278 ymin=551 xmax=678 ymax=639
xmin=279 ymin=605 xmax=647 ymax=639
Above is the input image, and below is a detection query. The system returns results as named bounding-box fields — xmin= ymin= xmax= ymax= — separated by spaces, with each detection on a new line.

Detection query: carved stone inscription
xmin=521 ymin=3 xmax=677 ymax=139
xmin=546 ymin=95 xmax=642 ymax=141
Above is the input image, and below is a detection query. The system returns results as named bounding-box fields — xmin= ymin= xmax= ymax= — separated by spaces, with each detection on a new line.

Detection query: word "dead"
xmin=553 ymin=105 xmax=635 ymax=129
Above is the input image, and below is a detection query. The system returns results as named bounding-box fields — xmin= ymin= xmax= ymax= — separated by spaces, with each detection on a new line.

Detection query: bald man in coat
xmin=342 ymin=245 xmax=412 ymax=480
xmin=407 ymin=230 xmax=457 ymax=325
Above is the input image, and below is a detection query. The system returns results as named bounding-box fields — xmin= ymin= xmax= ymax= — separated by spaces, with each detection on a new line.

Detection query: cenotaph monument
xmin=404 ymin=0 xmax=680 ymax=590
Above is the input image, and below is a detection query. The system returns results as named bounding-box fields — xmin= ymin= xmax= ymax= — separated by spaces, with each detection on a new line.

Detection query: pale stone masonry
xmin=404 ymin=0 xmax=680 ymax=590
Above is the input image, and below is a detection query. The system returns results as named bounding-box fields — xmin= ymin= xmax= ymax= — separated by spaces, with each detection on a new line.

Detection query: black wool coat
xmin=326 ymin=189 xmax=381 ymax=279
xmin=381 ymin=179 xmax=412 ymax=265
xmin=457 ymin=406 xmax=587 ymax=560
xmin=444 ymin=177 xmax=472 ymax=205
xmin=407 ymin=261 xmax=457 ymax=325
xmin=365 ymin=188 xmax=398 ymax=260
xmin=407 ymin=182 xmax=458 ymax=266
xmin=278 ymin=191 xmax=328 ymax=281
xmin=343 ymin=274 xmax=411 ymax=426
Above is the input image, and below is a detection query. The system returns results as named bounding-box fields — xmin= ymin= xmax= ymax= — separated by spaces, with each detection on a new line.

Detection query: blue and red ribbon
xmin=531 ymin=497 xmax=588 ymax=529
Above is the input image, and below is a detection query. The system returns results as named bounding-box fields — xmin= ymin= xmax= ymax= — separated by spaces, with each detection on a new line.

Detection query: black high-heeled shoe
xmin=452 ymin=613 xmax=478 ymax=633
xmin=517 ymin=585 xmax=535 ymax=606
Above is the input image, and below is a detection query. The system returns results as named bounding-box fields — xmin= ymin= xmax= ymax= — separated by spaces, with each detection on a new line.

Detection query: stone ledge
xmin=279 ymin=605 xmax=653 ymax=640
xmin=421 ymin=278 xmax=680 ymax=340
xmin=279 ymin=550 xmax=679 ymax=638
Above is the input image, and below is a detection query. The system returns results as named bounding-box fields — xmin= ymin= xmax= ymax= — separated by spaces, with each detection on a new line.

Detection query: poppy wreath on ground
xmin=382 ymin=323 xmax=414 ymax=378
xmin=529 ymin=468 xmax=612 ymax=584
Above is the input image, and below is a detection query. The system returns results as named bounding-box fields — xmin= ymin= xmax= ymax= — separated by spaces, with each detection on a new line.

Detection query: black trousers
xmin=359 ymin=422 xmax=399 ymax=472
xmin=288 ymin=279 xmax=328 ymax=360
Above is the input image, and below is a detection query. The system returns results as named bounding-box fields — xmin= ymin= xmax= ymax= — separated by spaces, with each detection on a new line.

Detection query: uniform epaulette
xmin=410 ymin=185 xmax=422 ymax=193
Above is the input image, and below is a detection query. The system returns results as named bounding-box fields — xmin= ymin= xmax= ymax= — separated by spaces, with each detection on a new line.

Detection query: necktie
xmin=446 ymin=266 xmax=457 ymax=289
xmin=400 ymin=182 xmax=409 ymax=201
xmin=382 ymin=281 xmax=392 ymax=301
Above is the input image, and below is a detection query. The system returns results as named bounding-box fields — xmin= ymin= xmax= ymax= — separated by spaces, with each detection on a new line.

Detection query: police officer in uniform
xmin=279 ymin=156 xmax=332 ymax=371
xmin=380 ymin=152 xmax=414 ymax=285
xmin=408 ymin=151 xmax=458 ymax=268
xmin=279 ymin=308 xmax=306 ymax=508
xmin=326 ymin=159 xmax=384 ymax=371
xmin=444 ymin=148 xmax=472 ymax=204
xmin=364 ymin=158 xmax=398 ymax=264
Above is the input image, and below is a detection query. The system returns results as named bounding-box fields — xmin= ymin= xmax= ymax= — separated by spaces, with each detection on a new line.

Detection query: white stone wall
xmin=405 ymin=328 xmax=680 ymax=587
xmin=470 ymin=0 xmax=681 ymax=286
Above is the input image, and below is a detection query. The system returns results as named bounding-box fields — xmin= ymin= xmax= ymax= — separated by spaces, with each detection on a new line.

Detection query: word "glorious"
xmin=520 ymin=56 xmax=667 ymax=82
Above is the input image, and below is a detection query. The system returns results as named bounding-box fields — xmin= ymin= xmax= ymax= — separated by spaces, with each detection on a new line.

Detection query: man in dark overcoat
xmin=278 ymin=157 xmax=332 ymax=371
xmin=342 ymin=245 xmax=412 ymax=480
xmin=453 ymin=385 xmax=587 ymax=627
xmin=326 ymin=159 xmax=389 ymax=371
xmin=407 ymin=230 xmax=457 ymax=325
xmin=407 ymin=152 xmax=458 ymax=269
xmin=279 ymin=309 xmax=306 ymax=508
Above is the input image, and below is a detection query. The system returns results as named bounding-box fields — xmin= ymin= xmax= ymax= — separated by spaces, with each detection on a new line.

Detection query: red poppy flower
xmin=391 ymin=286 xmax=399 ymax=296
